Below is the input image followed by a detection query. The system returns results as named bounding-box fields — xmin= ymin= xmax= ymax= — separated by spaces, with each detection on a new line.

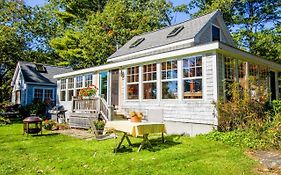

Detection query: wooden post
xmin=108 ymin=105 xmax=114 ymax=121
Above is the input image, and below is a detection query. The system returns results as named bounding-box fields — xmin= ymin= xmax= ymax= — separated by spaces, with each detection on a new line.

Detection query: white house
xmin=54 ymin=10 xmax=281 ymax=136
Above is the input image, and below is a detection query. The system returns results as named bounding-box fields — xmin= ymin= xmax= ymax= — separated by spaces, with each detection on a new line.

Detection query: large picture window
xmin=183 ymin=56 xmax=203 ymax=99
xmin=127 ymin=66 xmax=139 ymax=99
xmin=143 ymin=63 xmax=157 ymax=99
xmin=60 ymin=79 xmax=66 ymax=101
xmin=161 ymin=60 xmax=178 ymax=99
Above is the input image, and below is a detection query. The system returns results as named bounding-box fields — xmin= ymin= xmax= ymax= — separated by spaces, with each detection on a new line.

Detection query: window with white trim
xmin=161 ymin=60 xmax=178 ymax=99
xmin=68 ymin=77 xmax=74 ymax=101
xmin=143 ymin=63 xmax=157 ymax=99
xmin=34 ymin=89 xmax=43 ymax=101
xmin=76 ymin=75 xmax=83 ymax=96
xmin=183 ymin=56 xmax=203 ymax=99
xmin=60 ymin=79 xmax=66 ymax=101
xmin=44 ymin=89 xmax=53 ymax=100
xmin=85 ymin=74 xmax=92 ymax=87
xmin=224 ymin=57 xmax=236 ymax=101
xmin=33 ymin=88 xmax=54 ymax=103
xmin=127 ymin=66 xmax=139 ymax=99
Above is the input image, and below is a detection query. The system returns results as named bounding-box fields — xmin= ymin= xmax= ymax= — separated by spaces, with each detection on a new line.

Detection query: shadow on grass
xmin=28 ymin=133 xmax=60 ymax=137
xmin=114 ymin=135 xmax=183 ymax=153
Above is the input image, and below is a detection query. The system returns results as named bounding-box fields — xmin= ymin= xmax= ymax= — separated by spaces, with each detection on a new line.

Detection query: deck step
xmin=69 ymin=113 xmax=98 ymax=129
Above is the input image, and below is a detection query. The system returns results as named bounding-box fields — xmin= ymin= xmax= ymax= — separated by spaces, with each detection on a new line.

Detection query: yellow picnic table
xmin=104 ymin=121 xmax=166 ymax=152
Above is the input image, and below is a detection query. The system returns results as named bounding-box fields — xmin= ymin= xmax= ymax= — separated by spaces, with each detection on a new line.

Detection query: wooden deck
xmin=69 ymin=97 xmax=114 ymax=129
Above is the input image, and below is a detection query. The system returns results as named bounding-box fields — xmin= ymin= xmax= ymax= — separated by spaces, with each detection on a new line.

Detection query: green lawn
xmin=0 ymin=123 xmax=257 ymax=175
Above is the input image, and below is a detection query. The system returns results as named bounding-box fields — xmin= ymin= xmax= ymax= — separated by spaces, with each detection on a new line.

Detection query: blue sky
xmin=24 ymin=0 xmax=192 ymax=24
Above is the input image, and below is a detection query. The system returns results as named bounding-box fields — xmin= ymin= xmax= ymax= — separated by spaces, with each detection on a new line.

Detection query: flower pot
xmin=130 ymin=116 xmax=142 ymax=122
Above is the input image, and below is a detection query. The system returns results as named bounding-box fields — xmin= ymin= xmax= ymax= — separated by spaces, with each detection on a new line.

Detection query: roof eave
xmin=218 ymin=42 xmax=281 ymax=71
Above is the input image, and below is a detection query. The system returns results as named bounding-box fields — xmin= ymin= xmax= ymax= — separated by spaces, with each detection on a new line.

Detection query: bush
xmin=216 ymin=82 xmax=269 ymax=132
xmin=94 ymin=119 xmax=105 ymax=131
xmin=43 ymin=119 xmax=56 ymax=130
xmin=19 ymin=101 xmax=46 ymax=118
xmin=211 ymin=81 xmax=281 ymax=149
xmin=0 ymin=116 xmax=11 ymax=126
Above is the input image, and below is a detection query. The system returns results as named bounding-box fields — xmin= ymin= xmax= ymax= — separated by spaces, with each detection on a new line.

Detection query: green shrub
xmin=216 ymin=82 xmax=269 ymax=132
xmin=19 ymin=101 xmax=46 ymax=118
xmin=43 ymin=119 xmax=56 ymax=130
xmin=211 ymin=81 xmax=281 ymax=149
xmin=0 ymin=116 xmax=11 ymax=126
xmin=94 ymin=120 xmax=105 ymax=131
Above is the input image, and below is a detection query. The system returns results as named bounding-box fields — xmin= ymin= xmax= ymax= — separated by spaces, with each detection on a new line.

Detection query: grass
xmin=0 ymin=123 xmax=258 ymax=175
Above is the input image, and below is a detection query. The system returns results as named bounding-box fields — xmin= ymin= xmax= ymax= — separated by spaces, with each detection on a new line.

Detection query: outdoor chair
xmin=88 ymin=118 xmax=116 ymax=141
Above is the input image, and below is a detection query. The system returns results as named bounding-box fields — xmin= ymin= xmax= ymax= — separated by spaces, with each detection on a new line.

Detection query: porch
xmin=68 ymin=96 xmax=115 ymax=129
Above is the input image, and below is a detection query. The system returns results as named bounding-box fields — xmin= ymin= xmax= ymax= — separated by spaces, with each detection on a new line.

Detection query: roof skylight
xmin=35 ymin=64 xmax=47 ymax=73
xmin=129 ymin=38 xmax=145 ymax=48
xmin=167 ymin=26 xmax=184 ymax=38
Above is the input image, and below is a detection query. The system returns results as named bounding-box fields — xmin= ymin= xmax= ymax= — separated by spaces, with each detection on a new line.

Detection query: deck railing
xmin=72 ymin=96 xmax=113 ymax=121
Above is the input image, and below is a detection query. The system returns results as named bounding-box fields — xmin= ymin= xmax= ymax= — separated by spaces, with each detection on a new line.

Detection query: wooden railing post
xmin=108 ymin=105 xmax=114 ymax=121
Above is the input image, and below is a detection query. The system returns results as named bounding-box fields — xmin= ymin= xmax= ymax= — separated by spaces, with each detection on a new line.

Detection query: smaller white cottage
xmin=54 ymin=10 xmax=281 ymax=136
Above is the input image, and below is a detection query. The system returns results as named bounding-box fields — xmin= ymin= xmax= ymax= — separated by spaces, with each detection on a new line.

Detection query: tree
xmin=188 ymin=0 xmax=281 ymax=62
xmin=0 ymin=26 xmax=25 ymax=104
xmin=50 ymin=0 xmax=185 ymax=69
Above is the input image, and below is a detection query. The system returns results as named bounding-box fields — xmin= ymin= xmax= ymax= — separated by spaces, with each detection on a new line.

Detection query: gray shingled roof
xmin=19 ymin=61 xmax=72 ymax=85
xmin=108 ymin=10 xmax=218 ymax=60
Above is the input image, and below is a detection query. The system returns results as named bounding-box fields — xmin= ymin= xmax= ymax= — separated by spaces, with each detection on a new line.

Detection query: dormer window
xmin=129 ymin=38 xmax=145 ymax=48
xmin=35 ymin=64 xmax=47 ymax=73
xmin=167 ymin=26 xmax=184 ymax=38
xmin=212 ymin=25 xmax=220 ymax=41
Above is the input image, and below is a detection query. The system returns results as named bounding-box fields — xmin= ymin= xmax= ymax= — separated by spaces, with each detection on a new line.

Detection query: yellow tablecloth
xmin=104 ymin=121 xmax=166 ymax=137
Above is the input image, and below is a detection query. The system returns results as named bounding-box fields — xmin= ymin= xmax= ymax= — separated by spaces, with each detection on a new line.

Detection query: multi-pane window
xmin=61 ymin=79 xmax=66 ymax=90
xmin=76 ymin=76 xmax=83 ymax=88
xmin=225 ymin=57 xmax=236 ymax=81
xmin=34 ymin=89 xmax=43 ymax=101
xmin=183 ymin=56 xmax=203 ymax=99
xmin=127 ymin=66 xmax=139 ymax=99
xmin=44 ymin=89 xmax=53 ymax=100
xmin=161 ymin=60 xmax=178 ymax=99
xmin=249 ymin=63 xmax=258 ymax=93
xmin=85 ymin=74 xmax=92 ymax=87
xmin=68 ymin=77 xmax=74 ymax=101
xmin=60 ymin=79 xmax=66 ymax=101
xmin=143 ymin=63 xmax=157 ymax=99
xmin=224 ymin=57 xmax=236 ymax=101
xmin=238 ymin=60 xmax=247 ymax=90
xmin=76 ymin=76 xmax=83 ymax=96
xmin=34 ymin=89 xmax=54 ymax=102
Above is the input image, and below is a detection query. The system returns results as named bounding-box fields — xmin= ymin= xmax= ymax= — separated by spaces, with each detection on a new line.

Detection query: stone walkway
xmin=248 ymin=150 xmax=281 ymax=175
xmin=53 ymin=129 xmax=94 ymax=140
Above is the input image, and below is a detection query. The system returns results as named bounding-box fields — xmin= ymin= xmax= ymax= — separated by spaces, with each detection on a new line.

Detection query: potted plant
xmin=93 ymin=120 xmax=105 ymax=135
xmin=79 ymin=84 xmax=98 ymax=99
xmin=129 ymin=111 xmax=143 ymax=122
